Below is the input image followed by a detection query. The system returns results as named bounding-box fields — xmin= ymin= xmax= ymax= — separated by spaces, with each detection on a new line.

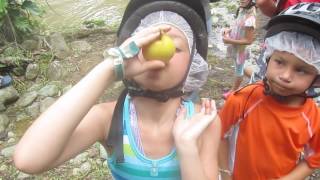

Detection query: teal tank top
xmin=107 ymin=96 xmax=195 ymax=180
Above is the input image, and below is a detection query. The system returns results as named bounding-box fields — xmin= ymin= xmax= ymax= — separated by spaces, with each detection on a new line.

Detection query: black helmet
xmin=265 ymin=2 xmax=320 ymax=41
xmin=116 ymin=0 xmax=210 ymax=58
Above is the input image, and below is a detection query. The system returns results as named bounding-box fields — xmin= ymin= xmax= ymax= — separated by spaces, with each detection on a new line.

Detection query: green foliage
xmin=0 ymin=0 xmax=44 ymax=42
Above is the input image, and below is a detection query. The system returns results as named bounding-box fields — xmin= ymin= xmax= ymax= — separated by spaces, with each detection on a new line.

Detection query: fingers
xmin=174 ymin=107 xmax=187 ymax=131
xmin=133 ymin=25 xmax=171 ymax=47
xmin=200 ymin=98 xmax=217 ymax=115
xmin=134 ymin=60 xmax=166 ymax=75
xmin=183 ymin=99 xmax=217 ymax=138
xmin=134 ymin=25 xmax=171 ymax=39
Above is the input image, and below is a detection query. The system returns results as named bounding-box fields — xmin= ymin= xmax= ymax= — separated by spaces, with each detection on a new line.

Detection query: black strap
xmin=124 ymin=79 xmax=185 ymax=102
xmin=273 ymin=0 xmax=289 ymax=16
xmin=106 ymin=89 xmax=128 ymax=163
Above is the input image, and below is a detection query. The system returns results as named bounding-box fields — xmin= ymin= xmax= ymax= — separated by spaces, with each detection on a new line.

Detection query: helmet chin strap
xmin=124 ymin=37 xmax=196 ymax=102
xmin=262 ymin=77 xmax=319 ymax=100
xmin=124 ymin=79 xmax=184 ymax=102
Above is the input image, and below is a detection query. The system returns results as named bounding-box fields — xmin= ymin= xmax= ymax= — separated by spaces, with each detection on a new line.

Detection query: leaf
xmin=22 ymin=0 xmax=42 ymax=16
xmin=14 ymin=16 xmax=32 ymax=33
xmin=0 ymin=0 xmax=8 ymax=19
xmin=0 ymin=63 xmax=7 ymax=68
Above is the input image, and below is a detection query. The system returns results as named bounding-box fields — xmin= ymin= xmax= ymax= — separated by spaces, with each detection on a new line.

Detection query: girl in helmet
xmin=222 ymin=0 xmax=257 ymax=99
xmin=13 ymin=1 xmax=221 ymax=180
xmin=219 ymin=2 xmax=320 ymax=180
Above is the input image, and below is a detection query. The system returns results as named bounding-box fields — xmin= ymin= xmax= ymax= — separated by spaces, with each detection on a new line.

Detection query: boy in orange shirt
xmin=219 ymin=3 xmax=320 ymax=180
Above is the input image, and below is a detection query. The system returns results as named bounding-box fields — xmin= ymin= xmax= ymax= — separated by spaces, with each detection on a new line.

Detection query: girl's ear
xmin=312 ymin=76 xmax=320 ymax=88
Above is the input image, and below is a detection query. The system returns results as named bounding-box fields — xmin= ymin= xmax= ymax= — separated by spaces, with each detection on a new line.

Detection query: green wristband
xmin=107 ymin=41 xmax=140 ymax=81
xmin=108 ymin=48 xmax=124 ymax=81
xmin=114 ymin=62 xmax=124 ymax=81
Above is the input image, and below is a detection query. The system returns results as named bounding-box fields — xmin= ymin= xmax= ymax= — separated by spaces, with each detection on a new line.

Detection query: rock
xmin=7 ymin=137 xmax=15 ymax=143
xmin=40 ymin=97 xmax=56 ymax=113
xmin=0 ymin=164 xmax=7 ymax=171
xmin=62 ymin=84 xmax=73 ymax=94
xmin=73 ymin=152 xmax=89 ymax=164
xmin=102 ymin=160 xmax=108 ymax=167
xmin=0 ymin=103 xmax=6 ymax=112
xmin=16 ymin=113 xmax=30 ymax=122
xmin=38 ymin=84 xmax=59 ymax=97
xmin=1 ymin=145 xmax=15 ymax=158
xmin=0 ymin=114 xmax=10 ymax=134
xmin=99 ymin=143 xmax=108 ymax=159
xmin=70 ymin=40 xmax=92 ymax=53
xmin=21 ymin=39 xmax=39 ymax=51
xmin=28 ymin=83 xmax=43 ymax=92
xmin=0 ymin=131 xmax=7 ymax=141
xmin=80 ymin=162 xmax=91 ymax=173
xmin=47 ymin=61 xmax=68 ymax=81
xmin=16 ymin=91 xmax=38 ymax=107
xmin=17 ymin=171 xmax=31 ymax=179
xmin=0 ymin=86 xmax=19 ymax=105
xmin=96 ymin=159 xmax=102 ymax=165
xmin=25 ymin=63 xmax=39 ymax=80
xmin=50 ymin=32 xmax=71 ymax=59
xmin=26 ymin=102 xmax=40 ymax=118
xmin=72 ymin=168 xmax=81 ymax=176
xmin=7 ymin=131 xmax=14 ymax=138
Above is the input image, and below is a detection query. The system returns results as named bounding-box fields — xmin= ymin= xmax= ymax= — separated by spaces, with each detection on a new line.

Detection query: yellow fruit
xmin=142 ymin=33 xmax=176 ymax=63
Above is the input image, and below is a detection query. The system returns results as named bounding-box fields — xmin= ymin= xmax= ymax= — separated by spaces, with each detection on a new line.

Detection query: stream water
xmin=38 ymin=0 xmax=129 ymax=31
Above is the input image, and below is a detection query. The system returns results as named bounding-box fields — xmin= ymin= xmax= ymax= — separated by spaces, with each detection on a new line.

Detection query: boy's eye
xmin=295 ymin=68 xmax=309 ymax=75
xmin=274 ymin=59 xmax=284 ymax=65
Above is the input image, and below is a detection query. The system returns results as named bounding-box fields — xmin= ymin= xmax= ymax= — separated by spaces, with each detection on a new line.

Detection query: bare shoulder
xmin=84 ymin=101 xmax=117 ymax=142
xmin=91 ymin=101 xmax=117 ymax=118
xmin=90 ymin=101 xmax=117 ymax=128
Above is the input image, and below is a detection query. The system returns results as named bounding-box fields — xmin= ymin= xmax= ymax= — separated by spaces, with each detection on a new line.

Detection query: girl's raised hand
xmin=173 ymin=98 xmax=218 ymax=152
xmin=120 ymin=25 xmax=171 ymax=79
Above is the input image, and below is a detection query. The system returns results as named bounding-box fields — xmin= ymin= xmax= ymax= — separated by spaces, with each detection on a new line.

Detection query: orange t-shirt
xmin=219 ymin=82 xmax=320 ymax=180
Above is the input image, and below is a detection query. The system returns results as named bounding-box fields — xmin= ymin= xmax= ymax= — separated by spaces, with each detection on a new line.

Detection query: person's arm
xmin=275 ymin=126 xmax=320 ymax=180
xmin=13 ymin=59 xmax=117 ymax=174
xmin=256 ymin=0 xmax=277 ymax=17
xmin=219 ymin=139 xmax=233 ymax=180
xmin=223 ymin=26 xmax=255 ymax=45
xmin=13 ymin=25 xmax=170 ymax=174
xmin=173 ymin=99 xmax=220 ymax=180
xmin=217 ymin=92 xmax=245 ymax=180
xmin=271 ymin=161 xmax=313 ymax=180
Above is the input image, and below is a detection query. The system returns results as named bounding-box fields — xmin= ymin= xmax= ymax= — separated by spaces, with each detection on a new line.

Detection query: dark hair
xmin=235 ymin=0 xmax=256 ymax=18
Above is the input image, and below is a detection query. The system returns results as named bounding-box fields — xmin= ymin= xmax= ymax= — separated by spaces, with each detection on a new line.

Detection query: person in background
xmin=218 ymin=3 xmax=320 ymax=179
xmin=221 ymin=0 xmax=256 ymax=99
xmin=13 ymin=1 xmax=221 ymax=179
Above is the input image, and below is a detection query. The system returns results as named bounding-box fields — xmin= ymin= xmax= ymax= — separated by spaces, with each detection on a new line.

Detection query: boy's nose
xmin=279 ymin=68 xmax=293 ymax=82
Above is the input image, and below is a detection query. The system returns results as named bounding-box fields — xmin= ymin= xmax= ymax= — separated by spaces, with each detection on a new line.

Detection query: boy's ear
xmin=312 ymin=76 xmax=320 ymax=88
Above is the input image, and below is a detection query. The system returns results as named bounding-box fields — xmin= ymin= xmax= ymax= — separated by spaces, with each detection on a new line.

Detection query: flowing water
xmin=38 ymin=0 xmax=129 ymax=31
